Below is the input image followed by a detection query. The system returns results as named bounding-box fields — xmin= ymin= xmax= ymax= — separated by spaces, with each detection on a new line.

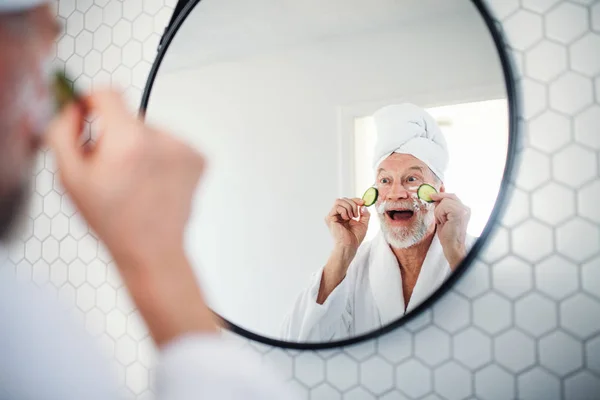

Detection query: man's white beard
xmin=378 ymin=201 xmax=435 ymax=249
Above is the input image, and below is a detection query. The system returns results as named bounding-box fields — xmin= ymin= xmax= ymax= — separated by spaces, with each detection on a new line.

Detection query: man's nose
xmin=386 ymin=182 xmax=409 ymax=200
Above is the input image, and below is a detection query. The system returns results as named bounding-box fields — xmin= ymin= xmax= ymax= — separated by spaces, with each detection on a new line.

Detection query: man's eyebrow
xmin=408 ymin=165 xmax=424 ymax=173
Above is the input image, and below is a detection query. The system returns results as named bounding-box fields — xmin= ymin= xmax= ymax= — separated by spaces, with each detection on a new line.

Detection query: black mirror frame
xmin=139 ymin=0 xmax=520 ymax=350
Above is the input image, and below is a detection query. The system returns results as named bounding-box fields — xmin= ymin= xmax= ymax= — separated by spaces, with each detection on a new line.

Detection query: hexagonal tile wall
xmin=1 ymin=0 xmax=598 ymax=399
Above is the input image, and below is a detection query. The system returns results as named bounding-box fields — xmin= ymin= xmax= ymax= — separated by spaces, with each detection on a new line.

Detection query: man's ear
xmin=439 ymin=183 xmax=446 ymax=193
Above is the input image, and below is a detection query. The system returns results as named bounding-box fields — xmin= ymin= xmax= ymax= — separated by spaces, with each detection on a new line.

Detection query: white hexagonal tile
xmin=515 ymin=293 xmax=557 ymax=337
xmin=33 ymin=215 xmax=51 ymax=240
xmin=103 ymin=1 xmax=122 ymax=27
xmin=432 ymin=292 xmax=470 ymax=333
xmin=587 ymin=336 xmax=600 ymax=375
xmin=556 ymin=218 xmax=599 ymax=262
xmin=107 ymin=309 xmax=127 ymax=339
xmin=126 ymin=312 xmax=148 ymax=342
xmin=57 ymin=35 xmax=75 ymax=61
xmin=75 ymin=0 xmax=92 ymax=13
xmin=83 ymin=49 xmax=102 ymax=77
xmin=65 ymin=54 xmax=84 ymax=77
xmin=143 ymin=0 xmax=163 ymax=15
xmin=522 ymin=0 xmax=561 ymax=14
xmin=553 ymin=144 xmax=597 ymax=189
xmin=43 ymin=192 xmax=61 ymax=218
xmin=434 ymin=362 xmax=472 ymax=400
xmin=15 ymin=260 xmax=32 ymax=282
xmin=311 ymin=383 xmax=341 ymax=400
xmin=50 ymin=259 xmax=68 ymax=287
xmin=500 ymin=188 xmax=530 ymax=229
xmin=96 ymin=283 xmax=116 ymax=313
xmin=107 ymin=262 xmax=123 ymax=289
xmin=35 ymin=170 xmax=53 ymax=196
xmin=528 ymin=110 xmax=571 ymax=155
xmin=473 ymin=293 xmax=512 ymax=334
xmin=66 ymin=11 xmax=84 ymax=37
xmin=122 ymin=41 xmax=142 ymax=68
xmin=396 ymin=360 xmax=431 ymax=399
xmin=85 ymin=308 xmax=105 ymax=337
xmin=29 ymin=193 xmax=43 ymax=218
xmin=344 ymin=387 xmax=375 ymax=400
xmin=8 ymin=241 xmax=24 ymax=264
xmin=359 ymin=356 xmax=393 ymax=394
xmin=379 ymin=391 xmax=410 ymax=400
xmin=512 ymin=221 xmax=553 ymax=263
xmin=377 ymin=329 xmax=412 ymax=364
xmin=92 ymin=69 xmax=111 ymax=91
xmin=132 ymin=61 xmax=152 ymax=90
xmin=102 ymin=44 xmax=122 ymax=73
xmin=520 ymin=78 xmax=547 ymax=119
xmin=262 ymin=349 xmax=293 ymax=381
xmin=42 ymin=238 xmax=59 ymax=263
xmin=453 ymin=327 xmax=492 ymax=370
xmin=514 ymin=149 xmax=551 ymax=190
xmin=504 ymin=10 xmax=543 ymax=51
xmin=76 ymin=283 xmax=95 ymax=312
xmin=143 ymin=33 xmax=160 ymax=63
xmin=531 ymin=183 xmax=575 ymax=225
xmin=132 ymin=14 xmax=154 ymax=41
xmin=481 ymin=226 xmax=510 ymax=264
xmin=414 ymin=326 xmax=450 ymax=367
xmin=115 ymin=335 xmax=138 ymax=366
xmin=19 ymin=217 xmax=34 ymax=241
xmin=494 ymin=330 xmax=536 ymax=373
xmin=75 ymin=30 xmax=93 ymax=57
xmin=126 ymin=363 xmax=148 ymax=395
xmin=570 ymin=33 xmax=600 ymax=77
xmin=68 ymin=258 xmax=86 ymax=287
xmin=85 ymin=259 xmax=106 ymax=288
xmin=84 ymin=5 xmax=103 ymax=32
xmin=295 ymin=353 xmax=324 ymax=388
xmin=58 ymin=0 xmax=75 ymax=17
xmin=549 ymin=72 xmax=594 ymax=115
xmin=582 ymin=256 xmax=600 ymax=299
xmin=113 ymin=20 xmax=132 ymax=47
xmin=25 ymin=237 xmax=42 ymax=263
xmin=138 ymin=336 xmax=156 ymax=369
xmin=32 ymin=260 xmax=50 ymax=286
xmin=60 ymin=236 xmax=78 ymax=263
xmin=344 ymin=340 xmax=376 ymax=361
xmin=112 ymin=64 xmax=132 ymax=87
xmin=92 ymin=24 xmax=111 ymax=53
xmin=58 ymin=283 xmax=76 ymax=308
xmin=565 ymin=371 xmax=600 ymax=400
xmin=535 ymin=255 xmax=579 ymax=300
xmin=518 ymin=368 xmax=561 ymax=400
xmin=77 ymin=234 xmax=98 ymax=263
xmin=575 ymin=105 xmax=600 ymax=150
xmin=539 ymin=331 xmax=583 ymax=376
xmin=455 ymin=260 xmax=491 ymax=298
xmin=117 ymin=286 xmax=136 ymax=314
xmin=560 ymin=294 xmax=600 ymax=339
xmin=474 ymin=365 xmax=514 ymax=400
xmin=123 ymin=0 xmax=143 ymax=21
xmin=545 ymin=3 xmax=589 ymax=44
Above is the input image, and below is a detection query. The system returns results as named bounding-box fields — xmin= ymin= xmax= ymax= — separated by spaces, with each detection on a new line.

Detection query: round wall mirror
xmin=141 ymin=0 xmax=518 ymax=349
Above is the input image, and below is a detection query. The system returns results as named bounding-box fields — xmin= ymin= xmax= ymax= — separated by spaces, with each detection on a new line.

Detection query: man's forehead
xmin=377 ymin=154 xmax=427 ymax=173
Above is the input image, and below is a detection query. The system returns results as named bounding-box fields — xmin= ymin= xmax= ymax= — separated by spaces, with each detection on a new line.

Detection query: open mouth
xmin=386 ymin=210 xmax=414 ymax=221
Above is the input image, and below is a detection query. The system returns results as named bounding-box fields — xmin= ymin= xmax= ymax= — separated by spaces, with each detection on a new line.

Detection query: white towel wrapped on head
xmin=372 ymin=103 xmax=448 ymax=181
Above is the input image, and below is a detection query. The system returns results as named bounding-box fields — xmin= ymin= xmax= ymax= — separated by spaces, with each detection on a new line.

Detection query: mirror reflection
xmin=145 ymin=0 xmax=509 ymax=342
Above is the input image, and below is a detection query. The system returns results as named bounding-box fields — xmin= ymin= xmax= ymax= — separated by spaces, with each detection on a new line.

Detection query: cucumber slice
xmin=53 ymin=70 xmax=79 ymax=112
xmin=417 ymin=184 xmax=437 ymax=203
xmin=362 ymin=187 xmax=378 ymax=207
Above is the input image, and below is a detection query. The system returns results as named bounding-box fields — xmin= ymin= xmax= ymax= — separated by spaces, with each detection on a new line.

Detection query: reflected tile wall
xmin=1 ymin=0 xmax=598 ymax=398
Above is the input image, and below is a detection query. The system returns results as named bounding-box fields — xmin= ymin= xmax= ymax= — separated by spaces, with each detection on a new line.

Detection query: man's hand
xmin=318 ymin=198 xmax=371 ymax=304
xmin=430 ymin=192 xmax=470 ymax=271
xmin=47 ymin=90 xmax=218 ymax=346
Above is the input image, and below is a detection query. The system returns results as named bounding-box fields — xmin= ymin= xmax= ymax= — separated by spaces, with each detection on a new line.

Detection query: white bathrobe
xmin=281 ymin=232 xmax=477 ymax=342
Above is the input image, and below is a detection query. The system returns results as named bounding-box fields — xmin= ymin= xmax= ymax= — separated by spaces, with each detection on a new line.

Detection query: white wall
xmin=145 ymin=10 xmax=505 ymax=339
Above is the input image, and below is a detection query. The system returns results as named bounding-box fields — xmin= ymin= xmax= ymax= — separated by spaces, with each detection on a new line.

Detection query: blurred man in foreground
xmin=0 ymin=1 xmax=295 ymax=398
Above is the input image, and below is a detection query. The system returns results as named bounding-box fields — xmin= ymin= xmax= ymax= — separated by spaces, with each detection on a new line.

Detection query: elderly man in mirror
xmin=282 ymin=103 xmax=476 ymax=342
